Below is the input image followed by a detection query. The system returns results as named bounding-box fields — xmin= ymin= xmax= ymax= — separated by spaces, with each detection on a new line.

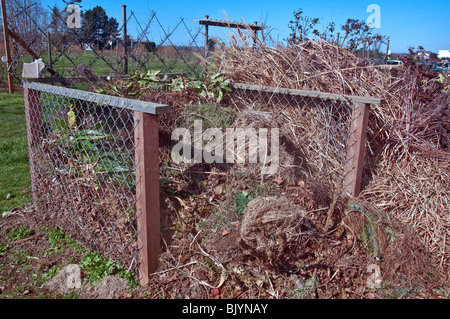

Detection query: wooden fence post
xmin=204 ymin=15 xmax=209 ymax=57
xmin=122 ymin=5 xmax=128 ymax=75
xmin=134 ymin=111 xmax=160 ymax=286
xmin=23 ymin=85 xmax=43 ymax=203
xmin=344 ymin=102 xmax=370 ymax=197
xmin=1 ymin=0 xmax=14 ymax=93
xmin=385 ymin=39 xmax=390 ymax=60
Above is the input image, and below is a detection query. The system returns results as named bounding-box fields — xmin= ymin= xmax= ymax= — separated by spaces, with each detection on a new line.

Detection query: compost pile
xmin=215 ymin=35 xmax=449 ymax=282
xmin=138 ymin=36 xmax=449 ymax=299
xmin=31 ymin=104 xmax=140 ymax=272
xmin=39 ymin=30 xmax=447 ymax=298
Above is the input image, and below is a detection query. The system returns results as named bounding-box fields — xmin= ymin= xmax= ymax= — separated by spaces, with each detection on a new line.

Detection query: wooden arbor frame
xmin=197 ymin=15 xmax=269 ymax=56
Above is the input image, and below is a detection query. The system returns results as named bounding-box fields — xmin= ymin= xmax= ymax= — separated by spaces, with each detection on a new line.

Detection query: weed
xmin=292 ymin=277 xmax=319 ymax=299
xmin=11 ymin=250 xmax=29 ymax=265
xmin=348 ymin=203 xmax=381 ymax=257
xmin=53 ymin=125 xmax=133 ymax=188
xmin=46 ymin=228 xmax=85 ymax=254
xmin=40 ymin=265 xmax=61 ymax=281
xmin=235 ymin=190 xmax=253 ymax=215
xmin=98 ymin=70 xmax=231 ymax=104
xmin=80 ymin=251 xmax=137 ymax=287
xmin=178 ymin=103 xmax=236 ymax=130
xmin=234 ymin=183 xmax=273 ymax=215
xmin=361 ymin=221 xmax=378 ymax=257
xmin=0 ymin=244 xmax=10 ymax=256
xmin=169 ymin=72 xmax=232 ymax=103
xmin=5 ymin=227 xmax=34 ymax=242
xmin=63 ymin=290 xmax=81 ymax=299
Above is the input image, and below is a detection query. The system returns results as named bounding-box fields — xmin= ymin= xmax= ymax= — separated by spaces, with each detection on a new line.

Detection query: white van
xmin=386 ymin=59 xmax=404 ymax=65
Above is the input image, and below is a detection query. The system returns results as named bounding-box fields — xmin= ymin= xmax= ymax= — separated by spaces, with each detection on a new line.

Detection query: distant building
xmin=438 ymin=50 xmax=450 ymax=59
xmin=418 ymin=51 xmax=438 ymax=61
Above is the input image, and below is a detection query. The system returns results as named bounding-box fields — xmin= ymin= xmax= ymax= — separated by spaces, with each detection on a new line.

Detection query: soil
xmin=1 ymin=109 xmax=448 ymax=299
xmin=1 ymin=177 xmax=447 ymax=300
xmin=1 ymin=72 xmax=448 ymax=300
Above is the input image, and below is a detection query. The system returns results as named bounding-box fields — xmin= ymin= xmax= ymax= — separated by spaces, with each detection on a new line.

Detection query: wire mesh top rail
xmin=23 ymin=81 xmax=170 ymax=115
xmin=232 ymin=83 xmax=383 ymax=105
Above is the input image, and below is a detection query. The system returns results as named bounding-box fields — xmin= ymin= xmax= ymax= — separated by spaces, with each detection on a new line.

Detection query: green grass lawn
xmin=17 ymin=49 xmax=204 ymax=77
xmin=0 ymin=92 xmax=31 ymax=213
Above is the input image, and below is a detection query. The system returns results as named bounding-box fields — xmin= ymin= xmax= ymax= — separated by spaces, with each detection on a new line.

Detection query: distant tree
xmin=82 ymin=6 xmax=119 ymax=50
xmin=365 ymin=33 xmax=389 ymax=58
xmin=407 ymin=46 xmax=426 ymax=61
xmin=49 ymin=5 xmax=71 ymax=46
xmin=339 ymin=18 xmax=390 ymax=58
xmin=2 ymin=0 xmax=49 ymax=46
xmin=141 ymin=41 xmax=156 ymax=52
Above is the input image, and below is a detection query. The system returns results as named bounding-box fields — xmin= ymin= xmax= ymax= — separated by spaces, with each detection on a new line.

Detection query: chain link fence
xmin=23 ymin=81 xmax=169 ymax=283
xmin=1 ymin=0 xmax=206 ymax=88
xmin=231 ymin=83 xmax=383 ymax=196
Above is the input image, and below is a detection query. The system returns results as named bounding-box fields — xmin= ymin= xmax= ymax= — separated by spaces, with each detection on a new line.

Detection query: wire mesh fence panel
xmin=23 ymin=81 xmax=169 ymax=280
xmin=231 ymin=83 xmax=382 ymax=196
xmin=128 ymin=11 xmax=205 ymax=77
xmin=1 ymin=1 xmax=206 ymax=86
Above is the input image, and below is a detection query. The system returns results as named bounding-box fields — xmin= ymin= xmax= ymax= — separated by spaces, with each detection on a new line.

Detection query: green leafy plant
xmin=204 ymin=72 xmax=232 ymax=103
xmin=132 ymin=69 xmax=168 ymax=88
xmin=437 ymin=73 xmax=449 ymax=91
xmin=80 ymin=251 xmax=137 ymax=287
xmin=55 ymin=128 xmax=133 ymax=187
xmin=171 ymin=72 xmax=231 ymax=103
xmin=293 ymin=276 xmax=319 ymax=299
xmin=5 ymin=227 xmax=34 ymax=242
xmin=235 ymin=190 xmax=253 ymax=215
xmin=46 ymin=228 xmax=85 ymax=254
xmin=0 ymin=244 xmax=10 ymax=256
xmin=348 ymin=203 xmax=381 ymax=258
xmin=98 ymin=70 xmax=168 ymax=98
xmin=41 ymin=265 xmax=61 ymax=281
xmin=98 ymin=70 xmax=232 ymax=103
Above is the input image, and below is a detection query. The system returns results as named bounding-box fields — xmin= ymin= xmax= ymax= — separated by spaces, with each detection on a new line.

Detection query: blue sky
xmin=49 ymin=0 xmax=449 ymax=53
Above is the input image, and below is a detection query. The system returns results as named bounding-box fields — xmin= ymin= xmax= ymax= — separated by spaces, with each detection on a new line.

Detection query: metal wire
xmin=230 ymin=84 xmax=381 ymax=194
xmin=4 ymin=2 xmax=205 ymax=82
xmin=23 ymin=81 xmax=167 ymax=278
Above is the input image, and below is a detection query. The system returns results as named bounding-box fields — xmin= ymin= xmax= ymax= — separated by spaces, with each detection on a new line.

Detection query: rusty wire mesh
xmin=230 ymin=84 xmax=382 ymax=194
xmin=23 ymin=82 xmax=147 ymax=276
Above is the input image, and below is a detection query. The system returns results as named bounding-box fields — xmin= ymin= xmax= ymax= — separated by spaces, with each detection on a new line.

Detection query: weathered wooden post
xmin=344 ymin=102 xmax=370 ymax=197
xmin=122 ymin=5 xmax=128 ymax=74
xmin=1 ymin=0 xmax=14 ymax=93
xmin=134 ymin=111 xmax=161 ymax=285
xmin=198 ymin=17 xmax=268 ymax=56
xmin=385 ymin=39 xmax=390 ymax=60
xmin=204 ymin=15 xmax=209 ymax=57
xmin=252 ymin=21 xmax=258 ymax=48
xmin=23 ymin=83 xmax=43 ymax=203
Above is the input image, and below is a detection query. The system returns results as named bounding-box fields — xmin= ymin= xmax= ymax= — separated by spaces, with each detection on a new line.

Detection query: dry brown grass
xmin=212 ymin=32 xmax=450 ymax=282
